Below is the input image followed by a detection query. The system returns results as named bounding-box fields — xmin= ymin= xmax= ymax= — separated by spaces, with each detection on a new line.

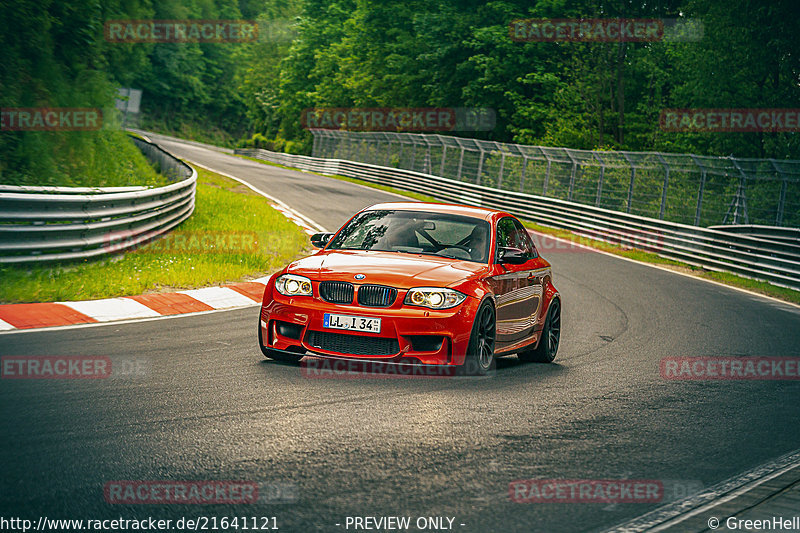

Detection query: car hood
xmin=287 ymin=250 xmax=488 ymax=289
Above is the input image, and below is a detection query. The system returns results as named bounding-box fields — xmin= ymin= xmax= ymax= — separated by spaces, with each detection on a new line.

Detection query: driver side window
xmin=496 ymin=218 xmax=516 ymax=250
xmin=496 ymin=217 xmax=536 ymax=260
xmin=513 ymin=219 xmax=537 ymax=258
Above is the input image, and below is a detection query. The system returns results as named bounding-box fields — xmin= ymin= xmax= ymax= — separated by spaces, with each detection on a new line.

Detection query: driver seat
xmin=468 ymin=226 xmax=488 ymax=261
xmin=378 ymin=221 xmax=419 ymax=249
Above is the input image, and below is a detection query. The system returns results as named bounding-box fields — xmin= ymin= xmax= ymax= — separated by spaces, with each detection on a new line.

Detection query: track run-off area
xmin=2 ymin=132 xmax=799 ymax=533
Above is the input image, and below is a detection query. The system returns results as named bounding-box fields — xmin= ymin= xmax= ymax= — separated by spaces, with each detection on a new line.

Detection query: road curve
xmin=1 ymin=133 xmax=799 ymax=533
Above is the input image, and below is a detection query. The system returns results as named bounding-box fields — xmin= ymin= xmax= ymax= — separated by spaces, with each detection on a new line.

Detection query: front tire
xmin=461 ymin=300 xmax=496 ymax=376
xmin=258 ymin=318 xmax=303 ymax=364
xmin=518 ymin=298 xmax=560 ymax=363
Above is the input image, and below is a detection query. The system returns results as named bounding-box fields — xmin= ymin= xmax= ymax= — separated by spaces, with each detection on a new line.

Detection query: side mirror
xmin=310 ymin=232 xmax=335 ymax=248
xmin=498 ymin=247 xmax=528 ymax=265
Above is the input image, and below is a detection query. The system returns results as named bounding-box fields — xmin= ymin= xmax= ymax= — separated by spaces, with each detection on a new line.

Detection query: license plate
xmin=323 ymin=313 xmax=381 ymax=334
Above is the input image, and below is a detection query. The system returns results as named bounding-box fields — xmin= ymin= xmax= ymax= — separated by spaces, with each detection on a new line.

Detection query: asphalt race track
xmin=2 ymin=134 xmax=799 ymax=532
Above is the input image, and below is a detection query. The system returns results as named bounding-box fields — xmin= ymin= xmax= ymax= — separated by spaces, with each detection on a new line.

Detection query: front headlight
xmin=275 ymin=274 xmax=313 ymax=297
xmin=404 ymin=287 xmax=466 ymax=309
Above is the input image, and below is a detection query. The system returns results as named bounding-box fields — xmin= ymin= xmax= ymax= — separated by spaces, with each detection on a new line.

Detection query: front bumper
xmin=259 ymin=286 xmax=481 ymax=366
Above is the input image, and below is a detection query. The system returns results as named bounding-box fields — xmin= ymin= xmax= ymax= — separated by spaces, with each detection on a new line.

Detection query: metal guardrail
xmin=709 ymin=225 xmax=800 ymax=246
xmin=236 ymin=147 xmax=800 ymax=290
xmin=0 ymin=136 xmax=196 ymax=263
xmin=310 ymin=129 xmax=800 ymax=229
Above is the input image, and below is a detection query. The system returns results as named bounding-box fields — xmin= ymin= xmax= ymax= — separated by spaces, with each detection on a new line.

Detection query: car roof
xmin=363 ymin=202 xmax=508 ymax=221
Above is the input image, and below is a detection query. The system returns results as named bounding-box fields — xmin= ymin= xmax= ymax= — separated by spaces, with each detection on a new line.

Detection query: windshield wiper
xmin=332 ymin=247 xmax=479 ymax=262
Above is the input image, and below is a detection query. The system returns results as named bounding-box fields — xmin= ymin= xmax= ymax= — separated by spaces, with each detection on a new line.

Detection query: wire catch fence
xmin=310 ymin=130 xmax=800 ymax=228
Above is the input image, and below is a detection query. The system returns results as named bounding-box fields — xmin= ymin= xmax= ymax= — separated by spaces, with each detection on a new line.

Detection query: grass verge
xmin=236 ymin=153 xmax=800 ymax=305
xmin=0 ymin=167 xmax=310 ymax=303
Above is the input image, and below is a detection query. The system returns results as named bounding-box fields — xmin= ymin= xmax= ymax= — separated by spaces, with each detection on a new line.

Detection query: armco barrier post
xmin=456 ymin=140 xmax=465 ymax=181
xmin=691 ymin=155 xmax=706 ymax=226
xmin=567 ymin=152 xmax=577 ymax=202
xmin=594 ymin=153 xmax=606 ymax=207
xmin=476 ymin=148 xmax=485 ymax=184
xmin=497 ymin=151 xmax=506 ymax=190
xmin=543 ymin=155 xmax=552 ymax=196
xmin=623 ymin=153 xmax=635 ymax=214
xmin=657 ymin=153 xmax=670 ymax=220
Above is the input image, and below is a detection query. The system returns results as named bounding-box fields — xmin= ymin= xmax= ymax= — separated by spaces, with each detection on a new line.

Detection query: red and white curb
xmin=0 ymin=278 xmax=271 ymax=332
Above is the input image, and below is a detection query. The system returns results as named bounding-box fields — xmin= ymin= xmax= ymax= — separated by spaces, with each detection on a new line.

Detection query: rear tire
xmin=258 ymin=318 xmax=304 ymax=364
xmin=460 ymin=300 xmax=496 ymax=376
xmin=518 ymin=298 xmax=560 ymax=363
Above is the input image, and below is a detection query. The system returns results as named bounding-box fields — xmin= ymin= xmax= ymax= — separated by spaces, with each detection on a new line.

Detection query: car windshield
xmin=327 ymin=210 xmax=491 ymax=263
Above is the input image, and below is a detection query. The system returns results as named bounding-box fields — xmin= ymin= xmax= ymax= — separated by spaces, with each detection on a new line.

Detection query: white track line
xmin=605 ymin=448 xmax=800 ymax=532
xmin=0 ymin=318 xmax=16 ymax=331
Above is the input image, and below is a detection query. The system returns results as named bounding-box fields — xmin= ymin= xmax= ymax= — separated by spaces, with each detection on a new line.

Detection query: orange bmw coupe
xmin=258 ymin=202 xmax=560 ymax=375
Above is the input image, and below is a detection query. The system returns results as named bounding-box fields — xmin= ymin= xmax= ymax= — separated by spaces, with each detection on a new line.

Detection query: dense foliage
xmin=1 ymin=0 xmax=798 ymax=185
